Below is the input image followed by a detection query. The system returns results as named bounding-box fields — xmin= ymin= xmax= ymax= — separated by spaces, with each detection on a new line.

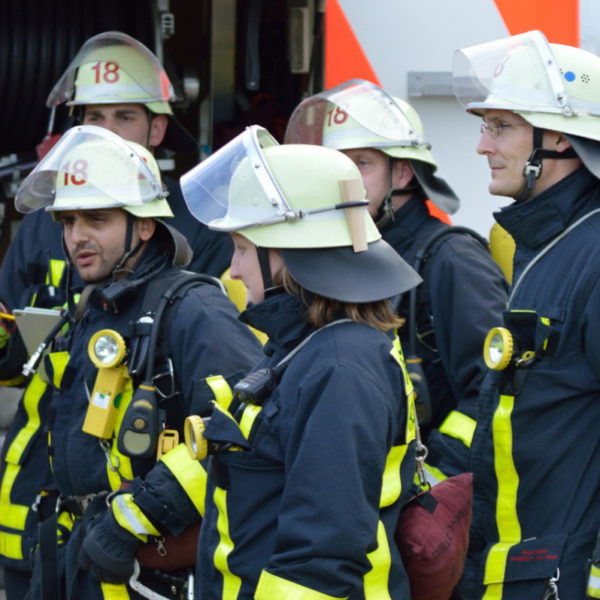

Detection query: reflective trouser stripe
xmin=380 ymin=445 xmax=408 ymax=508
xmin=587 ymin=564 xmax=600 ymax=598
xmin=482 ymin=393 xmax=522 ymax=595
xmin=255 ymin=570 xmax=347 ymax=599
xmin=101 ymin=582 xmax=130 ymax=599
xmin=213 ymin=487 xmax=242 ymax=600
xmin=0 ymin=531 xmax=23 ymax=560
xmin=160 ymin=444 xmax=207 ymax=517
xmin=438 ymin=410 xmax=477 ymax=448
xmin=363 ymin=520 xmax=392 ymax=599
xmin=112 ymin=494 xmax=160 ymax=541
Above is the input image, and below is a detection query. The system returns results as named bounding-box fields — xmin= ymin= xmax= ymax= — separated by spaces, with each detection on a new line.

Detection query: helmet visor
xmin=284 ymin=79 xmax=426 ymax=149
xmin=16 ymin=125 xmax=163 ymax=213
xmin=453 ymin=30 xmax=577 ymax=116
xmin=181 ymin=126 xmax=287 ymax=230
xmin=47 ymin=31 xmax=174 ymax=107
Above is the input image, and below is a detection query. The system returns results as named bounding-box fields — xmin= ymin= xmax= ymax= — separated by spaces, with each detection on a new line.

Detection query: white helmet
xmin=181 ymin=126 xmax=421 ymax=302
xmin=47 ymin=31 xmax=197 ymax=154
xmin=453 ymin=30 xmax=600 ymax=192
xmin=284 ymin=79 xmax=459 ymax=215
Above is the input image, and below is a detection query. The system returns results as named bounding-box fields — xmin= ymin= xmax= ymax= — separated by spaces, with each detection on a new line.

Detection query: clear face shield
xmin=453 ymin=30 xmax=576 ymax=117
xmin=284 ymin=78 xmax=427 ymax=150
xmin=16 ymin=125 xmax=164 ymax=214
xmin=46 ymin=31 xmax=175 ymax=107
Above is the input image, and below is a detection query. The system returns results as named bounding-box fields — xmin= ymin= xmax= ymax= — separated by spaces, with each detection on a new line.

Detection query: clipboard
xmin=13 ymin=307 xmax=63 ymax=381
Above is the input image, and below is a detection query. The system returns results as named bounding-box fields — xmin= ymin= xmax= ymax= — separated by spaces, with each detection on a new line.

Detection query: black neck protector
xmin=375 ymin=157 xmax=420 ymax=229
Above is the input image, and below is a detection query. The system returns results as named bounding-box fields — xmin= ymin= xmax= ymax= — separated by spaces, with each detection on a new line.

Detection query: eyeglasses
xmin=480 ymin=122 xmax=514 ymax=139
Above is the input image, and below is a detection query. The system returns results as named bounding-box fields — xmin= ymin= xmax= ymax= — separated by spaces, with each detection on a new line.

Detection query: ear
xmin=149 ymin=115 xmax=168 ymax=148
xmin=391 ymin=159 xmax=415 ymax=189
xmin=135 ymin=217 xmax=157 ymax=242
xmin=547 ymin=131 xmax=573 ymax=153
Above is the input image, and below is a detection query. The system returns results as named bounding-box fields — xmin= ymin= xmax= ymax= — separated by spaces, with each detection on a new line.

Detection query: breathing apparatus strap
xmin=516 ymin=127 xmax=579 ymax=203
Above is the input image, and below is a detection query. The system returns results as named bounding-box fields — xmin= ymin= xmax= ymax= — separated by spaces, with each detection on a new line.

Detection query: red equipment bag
xmin=395 ymin=472 xmax=473 ymax=600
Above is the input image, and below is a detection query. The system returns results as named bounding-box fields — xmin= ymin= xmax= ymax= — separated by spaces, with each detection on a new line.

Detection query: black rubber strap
xmin=39 ymin=512 xmax=62 ymax=600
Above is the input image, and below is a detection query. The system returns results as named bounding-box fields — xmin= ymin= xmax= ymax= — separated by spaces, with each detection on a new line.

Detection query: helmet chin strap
xmin=515 ymin=127 xmax=578 ymax=203
xmin=111 ymin=212 xmax=144 ymax=277
xmin=375 ymin=157 xmax=419 ymax=230
xmin=256 ymin=246 xmax=273 ymax=294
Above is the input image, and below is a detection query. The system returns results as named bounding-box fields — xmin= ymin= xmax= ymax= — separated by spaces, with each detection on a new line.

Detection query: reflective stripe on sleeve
xmin=255 ymin=570 xmax=347 ymax=600
xmin=438 ymin=410 xmax=477 ymax=448
xmin=112 ymin=493 xmax=160 ymax=541
xmin=587 ymin=564 xmax=600 ymax=599
xmin=101 ymin=581 xmax=131 ymax=599
xmin=159 ymin=443 xmax=207 ymax=517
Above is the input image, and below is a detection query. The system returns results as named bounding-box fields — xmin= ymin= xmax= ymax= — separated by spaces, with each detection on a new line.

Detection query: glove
xmin=79 ymin=509 xmax=140 ymax=584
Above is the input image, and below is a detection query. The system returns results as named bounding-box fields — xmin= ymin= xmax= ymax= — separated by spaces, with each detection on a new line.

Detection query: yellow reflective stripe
xmin=160 ymin=444 xmax=207 ymax=517
xmin=482 ymin=393 xmax=521 ymax=591
xmin=0 ymin=461 xmax=28 ymax=530
xmin=423 ymin=462 xmax=448 ymax=484
xmin=390 ymin=336 xmax=417 ymax=445
xmin=380 ymin=445 xmax=408 ymax=508
xmin=540 ymin=316 xmax=550 ymax=350
xmin=213 ymin=487 xmax=242 ymax=600
xmin=47 ymin=351 xmax=70 ymax=389
xmin=101 ymin=581 xmax=130 ymax=599
xmin=492 ymin=394 xmax=521 ymax=542
xmin=5 ymin=374 xmax=46 ymax=464
xmin=255 ymin=570 xmax=347 ymax=600
xmin=206 ymin=375 xmax=234 ymax=410
xmin=239 ymin=404 xmax=261 ymax=439
xmin=482 ymin=581 xmax=504 ymax=600
xmin=57 ymin=511 xmax=74 ymax=544
xmin=0 ymin=531 xmax=23 ymax=560
xmin=363 ymin=520 xmax=392 ymax=599
xmin=587 ymin=564 xmax=600 ymax=598
xmin=107 ymin=379 xmax=135 ymax=490
xmin=47 ymin=259 xmax=66 ymax=288
xmin=438 ymin=410 xmax=477 ymax=448
xmin=112 ymin=493 xmax=160 ymax=541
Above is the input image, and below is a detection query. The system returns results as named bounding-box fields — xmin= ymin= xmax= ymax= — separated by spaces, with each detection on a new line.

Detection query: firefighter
xmin=0 ymin=31 xmax=233 ymax=598
xmin=180 ymin=126 xmax=422 ymax=599
xmin=452 ymin=30 xmax=600 ymax=599
xmin=15 ymin=125 xmax=262 ymax=599
xmin=285 ymin=80 xmax=508 ymax=478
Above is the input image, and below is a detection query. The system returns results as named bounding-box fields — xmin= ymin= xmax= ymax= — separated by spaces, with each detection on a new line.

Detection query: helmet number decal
xmin=62 ymin=160 xmax=88 ymax=186
xmin=91 ymin=61 xmax=121 ymax=84
xmin=326 ymin=107 xmax=348 ymax=126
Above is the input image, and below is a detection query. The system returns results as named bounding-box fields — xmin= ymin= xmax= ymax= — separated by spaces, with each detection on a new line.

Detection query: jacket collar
xmin=494 ymin=168 xmax=600 ymax=250
xmin=240 ymin=291 xmax=313 ymax=358
xmin=379 ymin=198 xmax=432 ymax=252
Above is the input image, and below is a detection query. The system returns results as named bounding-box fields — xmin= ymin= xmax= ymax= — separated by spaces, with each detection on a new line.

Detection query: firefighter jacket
xmin=197 ymin=291 xmax=417 ymax=600
xmin=381 ymin=198 xmax=507 ymax=477
xmin=0 ymin=210 xmax=73 ymax=571
xmin=36 ymin=238 xmax=262 ymax=598
xmin=460 ymin=167 xmax=600 ymax=600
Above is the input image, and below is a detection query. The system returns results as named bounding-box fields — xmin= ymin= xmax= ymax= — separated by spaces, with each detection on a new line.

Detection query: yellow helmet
xmin=181 ymin=126 xmax=421 ymax=302
xmin=16 ymin=125 xmax=172 ymax=218
xmin=284 ymin=79 xmax=459 ymax=214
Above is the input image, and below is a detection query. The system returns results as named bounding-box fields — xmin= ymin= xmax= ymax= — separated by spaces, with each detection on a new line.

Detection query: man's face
xmin=82 ymin=104 xmax=167 ymax=148
xmin=341 ymin=148 xmax=390 ymax=218
xmin=476 ymin=109 xmax=535 ymax=198
xmin=60 ymin=208 xmax=142 ymax=282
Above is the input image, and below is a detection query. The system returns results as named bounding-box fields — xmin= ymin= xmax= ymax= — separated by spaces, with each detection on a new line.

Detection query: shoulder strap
xmin=407 ymin=226 xmax=489 ymax=356
xmin=128 ymin=270 xmax=225 ymax=384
